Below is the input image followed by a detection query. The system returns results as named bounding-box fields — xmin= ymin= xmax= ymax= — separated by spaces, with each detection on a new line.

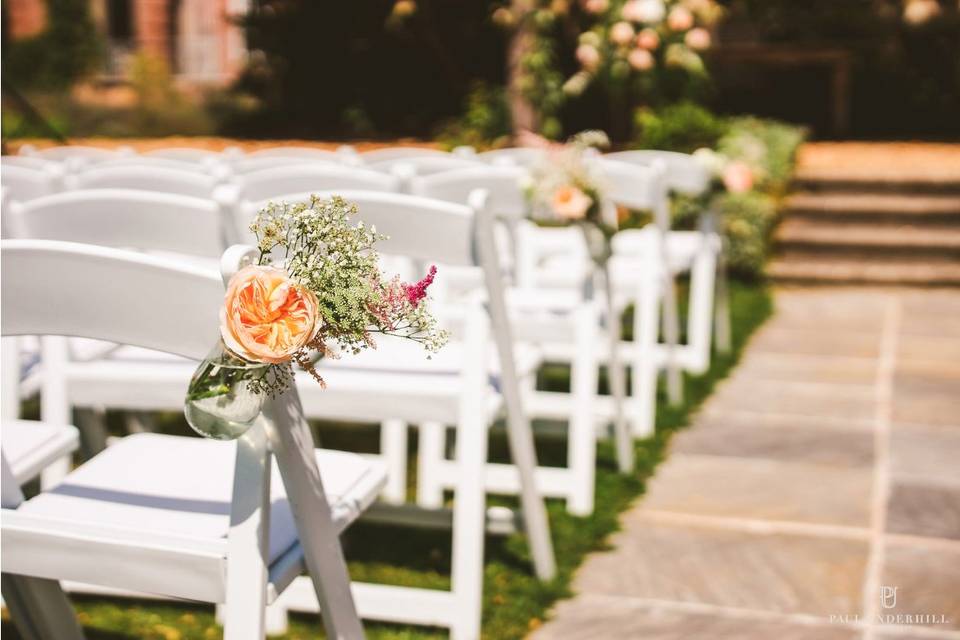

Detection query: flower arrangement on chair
xmin=523 ymin=129 xmax=615 ymax=265
xmin=185 ymin=195 xmax=448 ymax=440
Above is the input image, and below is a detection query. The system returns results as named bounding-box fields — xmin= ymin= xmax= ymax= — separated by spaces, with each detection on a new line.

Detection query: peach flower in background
xmin=667 ymin=6 xmax=694 ymax=30
xmin=576 ymin=43 xmax=601 ymax=70
xmin=583 ymin=0 xmax=610 ymax=14
xmin=632 ymin=0 xmax=666 ymax=22
xmin=636 ymin=27 xmax=661 ymax=50
xmin=552 ymin=185 xmax=593 ymax=220
xmin=610 ymin=21 xmax=635 ymax=45
xmin=221 ymin=265 xmax=320 ymax=364
xmin=621 ymin=0 xmax=645 ymax=21
xmin=684 ymin=27 xmax=711 ymax=50
xmin=722 ymin=162 xmax=755 ymax=194
xmin=628 ymin=48 xmax=655 ymax=71
xmin=903 ymin=0 xmax=941 ymax=24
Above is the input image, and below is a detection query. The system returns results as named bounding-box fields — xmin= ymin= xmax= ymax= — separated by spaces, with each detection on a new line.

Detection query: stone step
xmin=792 ymin=173 xmax=960 ymax=195
xmin=775 ymin=220 xmax=960 ymax=258
xmin=784 ymin=192 xmax=960 ymax=225
xmin=768 ymin=258 xmax=960 ymax=286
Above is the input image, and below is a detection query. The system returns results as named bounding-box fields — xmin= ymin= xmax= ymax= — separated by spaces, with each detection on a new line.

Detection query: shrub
xmin=3 ymin=0 xmax=102 ymax=89
xmin=717 ymin=191 xmax=779 ymax=279
xmin=631 ymin=101 xmax=729 ymax=153
xmin=435 ymin=82 xmax=512 ymax=150
xmin=719 ymin=117 xmax=806 ymax=194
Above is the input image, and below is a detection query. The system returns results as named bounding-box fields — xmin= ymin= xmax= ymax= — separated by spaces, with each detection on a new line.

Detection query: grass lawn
xmin=2 ymin=281 xmax=772 ymax=640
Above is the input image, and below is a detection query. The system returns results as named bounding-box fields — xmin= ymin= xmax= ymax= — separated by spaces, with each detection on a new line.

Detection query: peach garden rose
xmin=552 ymin=185 xmax=593 ymax=220
xmin=220 ymin=265 xmax=320 ymax=364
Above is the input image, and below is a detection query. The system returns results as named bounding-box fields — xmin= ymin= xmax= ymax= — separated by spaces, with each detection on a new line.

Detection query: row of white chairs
xmin=2 ymin=190 xmax=556 ymax=639
xmin=1 ymin=148 xmax=729 ymax=638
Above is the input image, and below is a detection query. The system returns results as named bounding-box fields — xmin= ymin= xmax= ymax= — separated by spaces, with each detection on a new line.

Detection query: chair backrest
xmin=7 ymin=189 xmax=227 ymax=258
xmin=478 ymin=147 xmax=547 ymax=168
xmin=66 ymin=165 xmax=222 ymax=198
xmin=358 ymin=147 xmax=451 ymax=164
xmin=1 ymin=240 xmax=223 ymax=360
xmin=144 ymin=147 xmax=226 ymax=163
xmin=1 ymin=156 xmax=53 ymax=171
xmin=594 ymin=157 xmax=669 ymax=227
xmin=368 ymin=155 xmax=480 ymax=177
xmin=0 ymin=165 xmax=63 ymax=201
xmin=265 ymin=190 xmax=478 ymax=268
xmin=229 ymin=156 xmax=342 ymax=176
xmin=21 ymin=146 xmax=123 ymax=163
xmin=604 ymin=150 xmax=710 ymax=196
xmin=234 ymin=164 xmax=400 ymax=204
xmin=244 ymin=147 xmax=343 ymax=161
xmin=96 ymin=156 xmax=207 ymax=173
xmin=410 ymin=165 xmax=528 ymax=220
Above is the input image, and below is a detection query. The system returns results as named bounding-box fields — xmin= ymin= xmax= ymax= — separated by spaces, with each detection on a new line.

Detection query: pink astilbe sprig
xmin=403 ymin=265 xmax=437 ymax=308
xmin=365 ymin=266 xmax=448 ymax=353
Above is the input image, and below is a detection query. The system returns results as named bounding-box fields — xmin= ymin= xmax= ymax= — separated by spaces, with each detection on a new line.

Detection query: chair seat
xmin=3 ymin=432 xmax=386 ymax=603
xmin=303 ymin=337 xmax=542 ymax=424
xmin=1 ymin=419 xmax=80 ymax=485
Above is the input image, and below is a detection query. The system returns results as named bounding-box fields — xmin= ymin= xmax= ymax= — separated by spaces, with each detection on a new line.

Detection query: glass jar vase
xmin=184 ymin=340 xmax=270 ymax=440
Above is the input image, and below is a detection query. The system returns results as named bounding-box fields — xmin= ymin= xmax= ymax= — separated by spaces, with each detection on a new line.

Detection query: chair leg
xmin=224 ymin=423 xmax=272 ymax=640
xmin=1 ymin=573 xmax=84 ymax=640
xmin=631 ymin=274 xmax=660 ymax=438
xmin=39 ymin=455 xmax=71 ymax=489
xmin=448 ymin=413 xmax=488 ymax=640
xmin=685 ymin=245 xmax=717 ymax=375
xmin=661 ymin=275 xmax=684 ymax=406
xmin=75 ymin=407 xmax=109 ymax=457
xmin=264 ymin=392 xmax=366 ymax=640
xmin=713 ymin=248 xmax=733 ymax=355
xmin=601 ymin=263 xmax=634 ymax=474
xmin=416 ymin=421 xmax=446 ymax=509
xmin=567 ymin=305 xmax=598 ymax=514
xmin=124 ymin=411 xmax=157 ymax=434
xmin=379 ymin=419 xmax=408 ymax=505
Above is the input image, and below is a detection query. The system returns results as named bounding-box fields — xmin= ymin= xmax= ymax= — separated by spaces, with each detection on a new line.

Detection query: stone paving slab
xmin=672 ymin=420 xmax=874 ymax=468
xmin=639 ymin=455 xmax=873 ymax=527
xmin=734 ymin=351 xmax=878 ymax=385
xmin=531 ymin=595 xmax=861 ymax=640
xmin=568 ymin=515 xmax=869 ymax=617
xmin=890 ymin=425 xmax=960 ymax=485
xmin=531 ymin=288 xmax=960 ymax=640
xmin=881 ymin=542 xmax=960 ymax=631
xmin=886 ymin=482 xmax=960 ymax=541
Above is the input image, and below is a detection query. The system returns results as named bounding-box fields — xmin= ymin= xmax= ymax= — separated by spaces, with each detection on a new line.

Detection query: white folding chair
xmin=242 ymin=190 xmax=556 ymax=639
xmin=222 ymin=165 xmax=401 ymax=243
xmin=514 ymin=159 xmax=678 ymax=438
xmin=144 ymin=147 xmax=234 ymax=163
xmin=606 ymin=149 xmax=730 ymax=355
xmin=227 ymin=156 xmax=342 ymax=176
xmin=0 ymin=239 xmax=381 ymax=639
xmin=1 ymin=165 xmax=64 ymax=203
xmin=411 ymin=167 xmax=605 ymax=512
xmin=6 ymin=189 xmax=232 ymax=457
xmin=64 ymin=165 xmax=225 ymax=199
xmin=368 ymin=154 xmax=481 ymax=179
xmin=478 ymin=147 xmax=547 ymax=167
xmin=18 ymin=145 xmax=128 ymax=164
xmin=242 ymin=146 xmax=353 ymax=162
xmin=358 ymin=147 xmax=452 ymax=164
xmin=0 ymin=336 xmax=79 ymax=491
xmin=228 ymin=163 xmax=399 ymax=205
xmin=1 ymin=156 xmax=54 ymax=171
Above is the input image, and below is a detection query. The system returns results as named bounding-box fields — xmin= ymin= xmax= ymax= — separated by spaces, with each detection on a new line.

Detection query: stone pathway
xmin=532 ymin=287 xmax=960 ymax=640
